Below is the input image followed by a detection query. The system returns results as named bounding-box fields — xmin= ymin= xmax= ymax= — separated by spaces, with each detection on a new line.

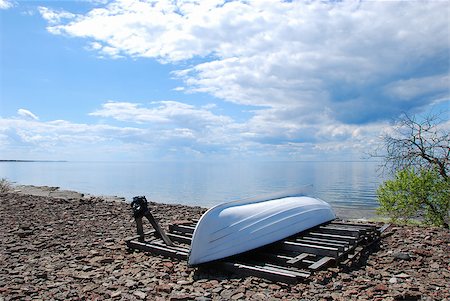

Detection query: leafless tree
xmin=374 ymin=112 xmax=449 ymax=180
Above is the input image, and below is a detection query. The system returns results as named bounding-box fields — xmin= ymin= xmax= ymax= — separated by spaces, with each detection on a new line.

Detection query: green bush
xmin=377 ymin=168 xmax=449 ymax=228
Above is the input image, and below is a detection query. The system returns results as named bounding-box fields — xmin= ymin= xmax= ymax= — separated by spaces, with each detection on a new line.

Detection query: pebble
xmin=393 ymin=252 xmax=412 ymax=261
xmin=133 ymin=290 xmax=147 ymax=299
xmin=389 ymin=277 xmax=398 ymax=284
xmin=395 ymin=273 xmax=410 ymax=278
xmin=231 ymin=292 xmax=245 ymax=300
xmin=110 ymin=290 xmax=122 ymax=298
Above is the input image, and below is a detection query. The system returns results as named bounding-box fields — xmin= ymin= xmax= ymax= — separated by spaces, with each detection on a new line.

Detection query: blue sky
xmin=0 ymin=0 xmax=448 ymax=161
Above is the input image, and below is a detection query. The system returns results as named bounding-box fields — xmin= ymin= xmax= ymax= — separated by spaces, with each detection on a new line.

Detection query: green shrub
xmin=377 ymin=168 xmax=449 ymax=228
xmin=0 ymin=178 xmax=12 ymax=193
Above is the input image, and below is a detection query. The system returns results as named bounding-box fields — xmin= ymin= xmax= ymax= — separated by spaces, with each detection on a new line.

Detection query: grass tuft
xmin=0 ymin=178 xmax=12 ymax=193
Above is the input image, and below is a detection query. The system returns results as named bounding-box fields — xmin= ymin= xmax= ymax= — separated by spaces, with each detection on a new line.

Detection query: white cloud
xmin=89 ymin=100 xmax=233 ymax=128
xmin=33 ymin=0 xmax=449 ymax=160
xmin=0 ymin=101 xmax=392 ymax=161
xmin=0 ymin=0 xmax=14 ymax=10
xmin=38 ymin=6 xmax=75 ymax=26
xmin=39 ymin=0 xmax=449 ymax=125
xmin=0 ymin=115 xmax=149 ymax=160
xmin=384 ymin=74 xmax=450 ymax=102
xmin=17 ymin=109 xmax=39 ymax=120
xmin=87 ymin=100 xmax=390 ymax=159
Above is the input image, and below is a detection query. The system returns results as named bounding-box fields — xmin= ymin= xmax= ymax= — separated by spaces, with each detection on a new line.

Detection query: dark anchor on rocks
xmin=131 ymin=196 xmax=173 ymax=246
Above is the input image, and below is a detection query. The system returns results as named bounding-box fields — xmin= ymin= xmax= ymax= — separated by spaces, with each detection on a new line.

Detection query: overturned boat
xmin=188 ymin=190 xmax=336 ymax=266
xmin=126 ymin=192 xmax=384 ymax=283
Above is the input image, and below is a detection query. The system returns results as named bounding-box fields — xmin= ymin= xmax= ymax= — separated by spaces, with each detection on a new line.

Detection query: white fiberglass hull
xmin=188 ymin=192 xmax=335 ymax=266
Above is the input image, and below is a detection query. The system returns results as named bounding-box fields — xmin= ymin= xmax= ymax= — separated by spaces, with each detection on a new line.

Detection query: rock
xmin=412 ymin=249 xmax=432 ymax=257
xmin=17 ymin=229 xmax=33 ymax=237
xmin=389 ymin=277 xmax=398 ymax=284
xmin=394 ymin=273 xmax=410 ymax=278
xmin=211 ymin=287 xmax=223 ymax=294
xmin=156 ymin=284 xmax=172 ymax=293
xmin=169 ymin=293 xmax=192 ymax=301
xmin=250 ymin=293 xmax=267 ymax=300
xmin=268 ymin=284 xmax=281 ymax=290
xmin=231 ymin=292 xmax=245 ymax=300
xmin=340 ymin=273 xmax=352 ymax=282
xmin=220 ymin=289 xmax=235 ymax=299
xmin=258 ymin=282 xmax=268 ymax=288
xmin=430 ymin=262 xmax=439 ymax=269
xmin=393 ymin=253 xmax=411 ymax=261
xmin=99 ymin=258 xmax=115 ymax=264
xmin=176 ymin=280 xmax=193 ymax=285
xmin=110 ymin=290 xmax=122 ymax=298
xmin=133 ymin=290 xmax=147 ymax=299
xmin=195 ymin=297 xmax=212 ymax=301
xmin=125 ymin=280 xmax=138 ymax=288
xmin=374 ymin=284 xmax=389 ymax=292
xmin=163 ymin=261 xmax=174 ymax=269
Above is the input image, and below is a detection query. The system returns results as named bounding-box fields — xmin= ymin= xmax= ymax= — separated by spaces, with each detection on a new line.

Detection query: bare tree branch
xmin=373 ymin=112 xmax=449 ymax=180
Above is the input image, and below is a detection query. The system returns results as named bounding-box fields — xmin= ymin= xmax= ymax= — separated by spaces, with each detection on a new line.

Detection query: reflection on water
xmin=0 ymin=161 xmax=384 ymax=211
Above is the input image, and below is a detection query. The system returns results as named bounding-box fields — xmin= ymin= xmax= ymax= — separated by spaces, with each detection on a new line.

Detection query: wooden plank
xmin=261 ymin=263 xmax=311 ymax=278
xmin=126 ymin=240 xmax=188 ymax=260
xmin=321 ymin=225 xmax=371 ymax=235
xmin=219 ymin=261 xmax=309 ymax=283
xmin=317 ymin=226 xmax=360 ymax=238
xmin=378 ymin=224 xmax=390 ymax=233
xmin=308 ymin=256 xmax=335 ymax=270
xmin=151 ymin=240 xmax=191 ymax=253
xmin=326 ymin=225 xmax=373 ymax=232
xmin=169 ymin=224 xmax=195 ymax=234
xmin=144 ymin=212 xmax=174 ymax=246
xmin=308 ymin=232 xmax=358 ymax=242
xmin=244 ymin=252 xmax=296 ymax=267
xmin=167 ymin=233 xmax=192 ymax=244
xmin=330 ymin=221 xmax=378 ymax=229
xmin=279 ymin=241 xmax=340 ymax=258
xmin=300 ymin=235 xmax=351 ymax=246
xmin=295 ymin=238 xmax=347 ymax=252
xmin=287 ymin=253 xmax=312 ymax=264
xmin=125 ymin=230 xmax=156 ymax=242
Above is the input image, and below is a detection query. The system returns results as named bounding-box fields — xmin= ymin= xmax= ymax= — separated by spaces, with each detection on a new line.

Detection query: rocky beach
xmin=0 ymin=186 xmax=449 ymax=300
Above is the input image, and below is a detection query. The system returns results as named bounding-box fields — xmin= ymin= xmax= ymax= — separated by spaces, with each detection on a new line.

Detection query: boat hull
xmin=188 ymin=195 xmax=335 ymax=266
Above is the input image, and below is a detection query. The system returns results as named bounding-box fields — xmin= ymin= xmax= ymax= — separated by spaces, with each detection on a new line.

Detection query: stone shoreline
xmin=0 ymin=187 xmax=449 ymax=300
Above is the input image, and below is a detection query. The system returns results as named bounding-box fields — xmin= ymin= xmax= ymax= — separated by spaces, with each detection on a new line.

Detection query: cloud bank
xmin=40 ymin=0 xmax=449 ymax=121
xmin=11 ymin=0 xmax=446 ymax=160
xmin=0 ymin=101 xmax=390 ymax=161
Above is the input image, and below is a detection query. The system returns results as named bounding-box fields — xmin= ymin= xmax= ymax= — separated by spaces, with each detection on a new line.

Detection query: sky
xmin=0 ymin=0 xmax=449 ymax=161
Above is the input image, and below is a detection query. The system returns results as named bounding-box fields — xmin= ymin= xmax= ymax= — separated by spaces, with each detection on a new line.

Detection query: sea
xmin=0 ymin=161 xmax=386 ymax=218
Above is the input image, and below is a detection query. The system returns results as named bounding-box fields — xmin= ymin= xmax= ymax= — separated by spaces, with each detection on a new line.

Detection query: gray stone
xmin=133 ymin=290 xmax=147 ymax=299
xmin=389 ymin=277 xmax=398 ymax=284
xmin=394 ymin=273 xmax=410 ymax=278
xmin=393 ymin=252 xmax=411 ymax=261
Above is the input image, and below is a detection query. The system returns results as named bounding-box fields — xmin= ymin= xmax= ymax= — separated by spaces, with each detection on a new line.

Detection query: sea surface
xmin=0 ymin=161 xmax=385 ymax=216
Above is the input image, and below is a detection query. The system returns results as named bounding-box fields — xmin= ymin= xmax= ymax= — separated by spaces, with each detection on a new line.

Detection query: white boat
xmin=188 ymin=190 xmax=336 ymax=266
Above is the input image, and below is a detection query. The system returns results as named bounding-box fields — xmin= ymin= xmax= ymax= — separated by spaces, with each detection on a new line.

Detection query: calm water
xmin=0 ymin=161 xmax=384 ymax=211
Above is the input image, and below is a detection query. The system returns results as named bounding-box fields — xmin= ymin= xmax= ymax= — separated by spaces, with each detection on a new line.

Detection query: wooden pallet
xmin=126 ymin=220 xmax=384 ymax=283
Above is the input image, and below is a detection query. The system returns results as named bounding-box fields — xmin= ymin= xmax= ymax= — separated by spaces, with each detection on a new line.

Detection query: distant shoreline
xmin=0 ymin=160 xmax=67 ymax=162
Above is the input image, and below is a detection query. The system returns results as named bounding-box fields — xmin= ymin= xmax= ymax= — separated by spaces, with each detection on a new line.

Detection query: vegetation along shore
xmin=0 ymin=184 xmax=448 ymax=300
